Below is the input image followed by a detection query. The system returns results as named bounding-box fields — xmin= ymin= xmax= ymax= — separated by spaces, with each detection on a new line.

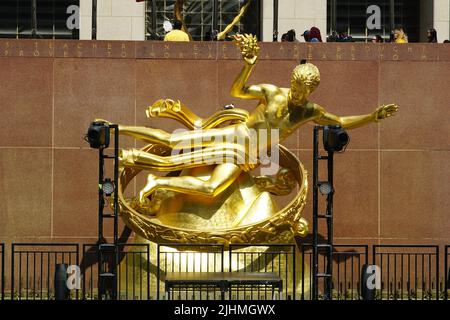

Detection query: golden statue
xmin=101 ymin=34 xmax=398 ymax=246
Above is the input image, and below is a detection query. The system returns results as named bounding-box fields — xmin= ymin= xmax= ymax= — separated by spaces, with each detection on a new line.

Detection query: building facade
xmin=77 ymin=0 xmax=449 ymax=42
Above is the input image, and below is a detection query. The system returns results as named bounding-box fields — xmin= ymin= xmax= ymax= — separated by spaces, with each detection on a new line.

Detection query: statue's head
xmin=289 ymin=63 xmax=320 ymax=104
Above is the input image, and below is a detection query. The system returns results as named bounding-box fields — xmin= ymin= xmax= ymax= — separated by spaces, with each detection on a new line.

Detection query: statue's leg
xmin=139 ymin=163 xmax=242 ymax=204
xmin=121 ymin=143 xmax=252 ymax=172
xmin=119 ymin=125 xmax=171 ymax=146
xmin=119 ymin=124 xmax=245 ymax=150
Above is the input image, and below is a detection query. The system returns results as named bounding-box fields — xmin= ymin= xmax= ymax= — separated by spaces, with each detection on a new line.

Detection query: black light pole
xmin=97 ymin=144 xmax=105 ymax=299
xmin=273 ymin=0 xmax=279 ymax=41
xmin=324 ymin=149 xmax=334 ymax=299
xmin=85 ymin=122 xmax=119 ymax=300
xmin=312 ymin=127 xmax=320 ymax=300
xmin=312 ymin=126 xmax=335 ymax=300
xmin=92 ymin=0 xmax=97 ymax=39
xmin=113 ymin=125 xmax=120 ymax=300
xmin=312 ymin=126 xmax=348 ymax=300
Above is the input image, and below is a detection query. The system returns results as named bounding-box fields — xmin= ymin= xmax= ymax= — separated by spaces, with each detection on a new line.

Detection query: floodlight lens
xmin=102 ymin=179 xmax=115 ymax=196
xmin=318 ymin=181 xmax=333 ymax=195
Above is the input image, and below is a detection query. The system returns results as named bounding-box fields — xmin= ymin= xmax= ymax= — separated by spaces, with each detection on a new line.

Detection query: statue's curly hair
xmin=291 ymin=63 xmax=321 ymax=88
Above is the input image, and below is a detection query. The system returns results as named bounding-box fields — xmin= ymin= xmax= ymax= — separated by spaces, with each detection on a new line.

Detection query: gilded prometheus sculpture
xmin=97 ymin=34 xmax=398 ymax=245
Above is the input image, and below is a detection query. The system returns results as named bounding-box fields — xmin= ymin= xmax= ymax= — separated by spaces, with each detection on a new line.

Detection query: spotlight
xmin=85 ymin=121 xmax=110 ymax=149
xmin=323 ymin=126 xmax=349 ymax=152
xmin=317 ymin=181 xmax=333 ymax=195
xmin=102 ymin=178 xmax=115 ymax=196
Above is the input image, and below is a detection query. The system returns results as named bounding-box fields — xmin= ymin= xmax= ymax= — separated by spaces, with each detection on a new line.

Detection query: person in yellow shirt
xmin=394 ymin=26 xmax=408 ymax=43
xmin=164 ymin=20 xmax=190 ymax=42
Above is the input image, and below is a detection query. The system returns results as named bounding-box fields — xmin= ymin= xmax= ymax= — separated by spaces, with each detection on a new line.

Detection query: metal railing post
xmin=1 ymin=244 xmax=4 ymax=300
xmin=445 ymin=246 xmax=449 ymax=300
xmin=11 ymin=244 xmax=14 ymax=300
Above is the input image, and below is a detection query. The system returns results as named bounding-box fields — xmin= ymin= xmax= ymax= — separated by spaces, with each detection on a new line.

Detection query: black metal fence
xmin=373 ymin=245 xmax=440 ymax=300
xmin=157 ymin=243 xmax=224 ymax=300
xmin=10 ymin=243 xmax=79 ymax=300
xmin=445 ymin=245 xmax=449 ymax=300
xmin=1 ymin=243 xmax=4 ymax=300
xmin=299 ymin=244 xmax=368 ymax=300
xmin=81 ymin=243 xmax=151 ymax=300
xmin=229 ymin=244 xmax=295 ymax=300
xmin=1 ymin=243 xmax=449 ymax=300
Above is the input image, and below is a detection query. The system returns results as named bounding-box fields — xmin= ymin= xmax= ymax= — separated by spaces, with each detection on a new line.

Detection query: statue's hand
xmin=231 ymin=33 xmax=260 ymax=65
xmin=146 ymin=99 xmax=182 ymax=118
xmin=374 ymin=104 xmax=398 ymax=122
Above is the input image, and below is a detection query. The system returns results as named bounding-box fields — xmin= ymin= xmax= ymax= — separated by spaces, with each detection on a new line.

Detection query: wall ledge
xmin=0 ymin=40 xmax=449 ymax=62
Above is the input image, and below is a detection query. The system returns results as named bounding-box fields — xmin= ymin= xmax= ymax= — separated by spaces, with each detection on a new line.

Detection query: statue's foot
xmin=119 ymin=149 xmax=136 ymax=167
xmin=135 ymin=198 xmax=157 ymax=216
xmin=139 ymin=174 xmax=158 ymax=206
xmin=134 ymin=189 xmax=171 ymax=216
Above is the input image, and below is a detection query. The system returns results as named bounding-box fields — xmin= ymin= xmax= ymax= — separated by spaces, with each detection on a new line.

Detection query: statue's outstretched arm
xmin=230 ymin=34 xmax=265 ymax=100
xmin=313 ymin=103 xmax=399 ymax=130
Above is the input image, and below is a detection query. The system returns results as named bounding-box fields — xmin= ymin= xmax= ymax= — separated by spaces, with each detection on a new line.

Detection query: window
xmin=146 ymin=0 xmax=261 ymax=41
xmin=0 ymin=0 xmax=79 ymax=39
xmin=327 ymin=0 xmax=421 ymax=42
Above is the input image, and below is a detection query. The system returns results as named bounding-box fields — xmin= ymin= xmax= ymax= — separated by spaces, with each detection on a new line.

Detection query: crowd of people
xmin=162 ymin=19 xmax=450 ymax=44
xmin=281 ymin=27 xmax=324 ymax=43
xmin=281 ymin=25 xmax=449 ymax=44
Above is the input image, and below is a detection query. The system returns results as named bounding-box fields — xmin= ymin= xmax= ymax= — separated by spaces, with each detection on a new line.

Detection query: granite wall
xmin=0 ymin=40 xmax=449 ymax=255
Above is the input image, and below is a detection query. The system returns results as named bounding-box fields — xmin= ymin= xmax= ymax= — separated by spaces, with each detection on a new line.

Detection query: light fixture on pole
xmin=85 ymin=122 xmax=110 ymax=149
xmin=317 ymin=181 xmax=333 ymax=195
xmin=323 ymin=125 xmax=349 ymax=153
xmin=102 ymin=178 xmax=115 ymax=196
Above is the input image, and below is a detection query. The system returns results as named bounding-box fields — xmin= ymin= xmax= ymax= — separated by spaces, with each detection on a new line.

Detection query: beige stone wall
xmin=434 ymin=0 xmax=450 ymax=42
xmin=262 ymin=0 xmax=327 ymax=42
xmin=80 ymin=0 xmax=145 ymax=40
xmin=0 ymin=40 xmax=449 ymax=252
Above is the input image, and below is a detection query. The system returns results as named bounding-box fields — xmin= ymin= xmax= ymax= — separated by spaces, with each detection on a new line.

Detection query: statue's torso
xmin=246 ymin=88 xmax=318 ymax=144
